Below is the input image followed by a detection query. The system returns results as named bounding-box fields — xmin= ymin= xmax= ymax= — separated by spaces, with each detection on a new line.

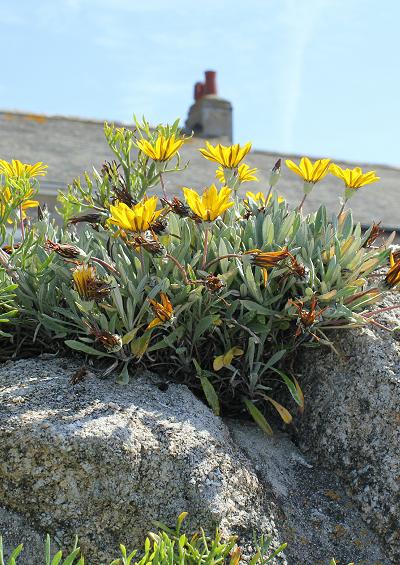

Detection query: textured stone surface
xmin=297 ymin=292 xmax=400 ymax=562
xmin=229 ymin=422 xmax=390 ymax=565
xmin=0 ymin=507 xmax=45 ymax=564
xmin=0 ymin=358 xmax=283 ymax=564
xmin=0 ymin=356 xmax=395 ymax=564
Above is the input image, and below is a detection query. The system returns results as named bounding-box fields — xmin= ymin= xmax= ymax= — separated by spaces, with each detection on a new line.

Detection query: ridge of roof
xmin=0 ymin=109 xmax=132 ymax=128
xmin=251 ymin=147 xmax=400 ymax=173
xmin=2 ymin=109 xmax=399 ymax=173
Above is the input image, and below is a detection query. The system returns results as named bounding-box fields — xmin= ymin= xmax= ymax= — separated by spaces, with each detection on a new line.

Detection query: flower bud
xmin=269 ymin=158 xmax=281 ymax=187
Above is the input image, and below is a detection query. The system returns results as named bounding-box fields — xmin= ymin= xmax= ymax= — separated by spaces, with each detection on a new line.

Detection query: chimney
xmin=185 ymin=71 xmax=233 ymax=141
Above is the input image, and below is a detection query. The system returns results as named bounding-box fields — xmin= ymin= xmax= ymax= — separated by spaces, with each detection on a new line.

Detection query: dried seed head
xmin=162 ymin=196 xmax=191 ymax=218
xmin=87 ymin=324 xmax=122 ymax=352
xmin=363 ymin=222 xmax=383 ymax=248
xmin=45 ymin=240 xmax=86 ymax=260
xmin=72 ymin=264 xmax=111 ymax=301
xmin=151 ymin=217 xmax=168 ymax=235
xmin=204 ymin=274 xmax=224 ymax=292
xmin=289 ymin=255 xmax=307 ymax=278
xmin=290 ymin=296 xmax=327 ymax=336
xmin=101 ymin=160 xmax=121 ymax=180
xmin=250 ymin=247 xmax=290 ymax=268
xmin=132 ymin=236 xmax=164 ymax=255
xmin=2 ymin=243 xmax=21 ymax=254
xmin=70 ymin=366 xmax=89 ymax=385
xmin=384 ymin=254 xmax=400 ymax=288
xmin=112 ymin=185 xmax=136 ymax=207
xmin=68 ymin=213 xmax=103 ymax=226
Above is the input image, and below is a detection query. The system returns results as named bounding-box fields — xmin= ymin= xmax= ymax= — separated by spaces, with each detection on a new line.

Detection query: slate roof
xmin=1 ymin=110 xmax=399 ymax=230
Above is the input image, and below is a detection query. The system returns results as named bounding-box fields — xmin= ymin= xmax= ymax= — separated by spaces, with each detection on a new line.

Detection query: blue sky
xmin=1 ymin=0 xmax=399 ymax=165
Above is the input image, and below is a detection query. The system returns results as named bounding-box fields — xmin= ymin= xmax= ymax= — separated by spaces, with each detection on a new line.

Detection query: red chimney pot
xmin=204 ymin=70 xmax=217 ymax=95
xmin=194 ymin=82 xmax=204 ymax=101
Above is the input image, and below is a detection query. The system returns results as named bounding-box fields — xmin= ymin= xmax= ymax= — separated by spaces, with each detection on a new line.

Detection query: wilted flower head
xmin=199 ymin=141 xmax=252 ymax=169
xmin=137 ymin=134 xmax=185 ymax=162
xmin=161 ymin=196 xmax=191 ymax=218
xmin=45 ymin=240 xmax=86 ymax=260
xmin=0 ymin=159 xmax=47 ymax=179
xmin=108 ymin=196 xmax=162 ymax=233
xmin=203 ymin=274 xmax=224 ymax=293
xmin=68 ymin=212 xmax=103 ymax=226
xmin=150 ymin=217 xmax=168 ymax=235
xmin=1 ymin=243 xmax=21 ymax=254
xmin=182 ymin=184 xmax=233 ymax=222
xmin=290 ymin=296 xmax=327 ymax=336
xmin=248 ymin=247 xmax=290 ymax=268
xmin=112 ymin=185 xmax=136 ymax=208
xmin=147 ymin=292 xmax=173 ymax=329
xmin=384 ymin=253 xmax=400 ymax=288
xmin=101 ymin=160 xmax=121 ymax=180
xmin=289 ymin=255 xmax=307 ymax=278
xmin=363 ymin=222 xmax=383 ymax=248
xmin=87 ymin=323 xmax=122 ymax=352
xmin=392 ymin=248 xmax=400 ymax=263
xmin=72 ymin=264 xmax=111 ymax=301
xmin=132 ymin=235 xmax=164 ymax=255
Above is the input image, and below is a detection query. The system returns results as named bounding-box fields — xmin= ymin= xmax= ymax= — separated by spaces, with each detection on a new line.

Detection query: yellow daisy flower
xmin=199 ymin=141 xmax=252 ymax=168
xmin=216 ymin=163 xmax=258 ymax=184
xmin=182 ymin=184 xmax=233 ymax=222
xmin=330 ymin=164 xmax=380 ymax=191
xmin=0 ymin=159 xmax=47 ymax=179
xmin=285 ymin=157 xmax=331 ymax=185
xmin=0 ymin=186 xmax=38 ymax=222
xmin=108 ymin=196 xmax=162 ymax=233
xmin=136 ymin=134 xmax=185 ymax=162
xmin=245 ymin=191 xmax=284 ymax=207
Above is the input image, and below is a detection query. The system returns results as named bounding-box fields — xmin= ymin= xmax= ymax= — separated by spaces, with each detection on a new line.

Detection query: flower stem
xmin=139 ymin=248 xmax=145 ymax=274
xmin=202 ymin=226 xmax=209 ymax=270
xmin=338 ymin=199 xmax=348 ymax=218
xmin=19 ymin=204 xmax=25 ymax=242
xmin=159 ymin=172 xmax=167 ymax=200
xmin=362 ymin=304 xmax=400 ymax=318
xmin=205 ymin=253 xmax=242 ymax=270
xmin=91 ymin=256 xmax=119 ymax=276
xmin=265 ymin=184 xmax=273 ymax=204
xmin=165 ymin=253 xmax=189 ymax=284
xmin=297 ymin=194 xmax=307 ymax=212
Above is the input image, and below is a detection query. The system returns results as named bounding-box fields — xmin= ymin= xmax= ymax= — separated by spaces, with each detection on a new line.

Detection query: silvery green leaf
xmin=65 ymin=340 xmax=113 ymax=357
xmin=262 ymin=215 xmax=274 ymax=245
xmin=244 ymin=264 xmax=263 ymax=303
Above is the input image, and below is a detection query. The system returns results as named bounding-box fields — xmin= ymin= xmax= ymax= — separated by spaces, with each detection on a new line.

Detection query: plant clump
xmin=0 ymin=118 xmax=398 ymax=429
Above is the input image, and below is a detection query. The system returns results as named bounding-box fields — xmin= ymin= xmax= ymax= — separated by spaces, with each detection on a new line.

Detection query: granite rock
xmin=297 ymin=292 xmax=400 ymax=562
